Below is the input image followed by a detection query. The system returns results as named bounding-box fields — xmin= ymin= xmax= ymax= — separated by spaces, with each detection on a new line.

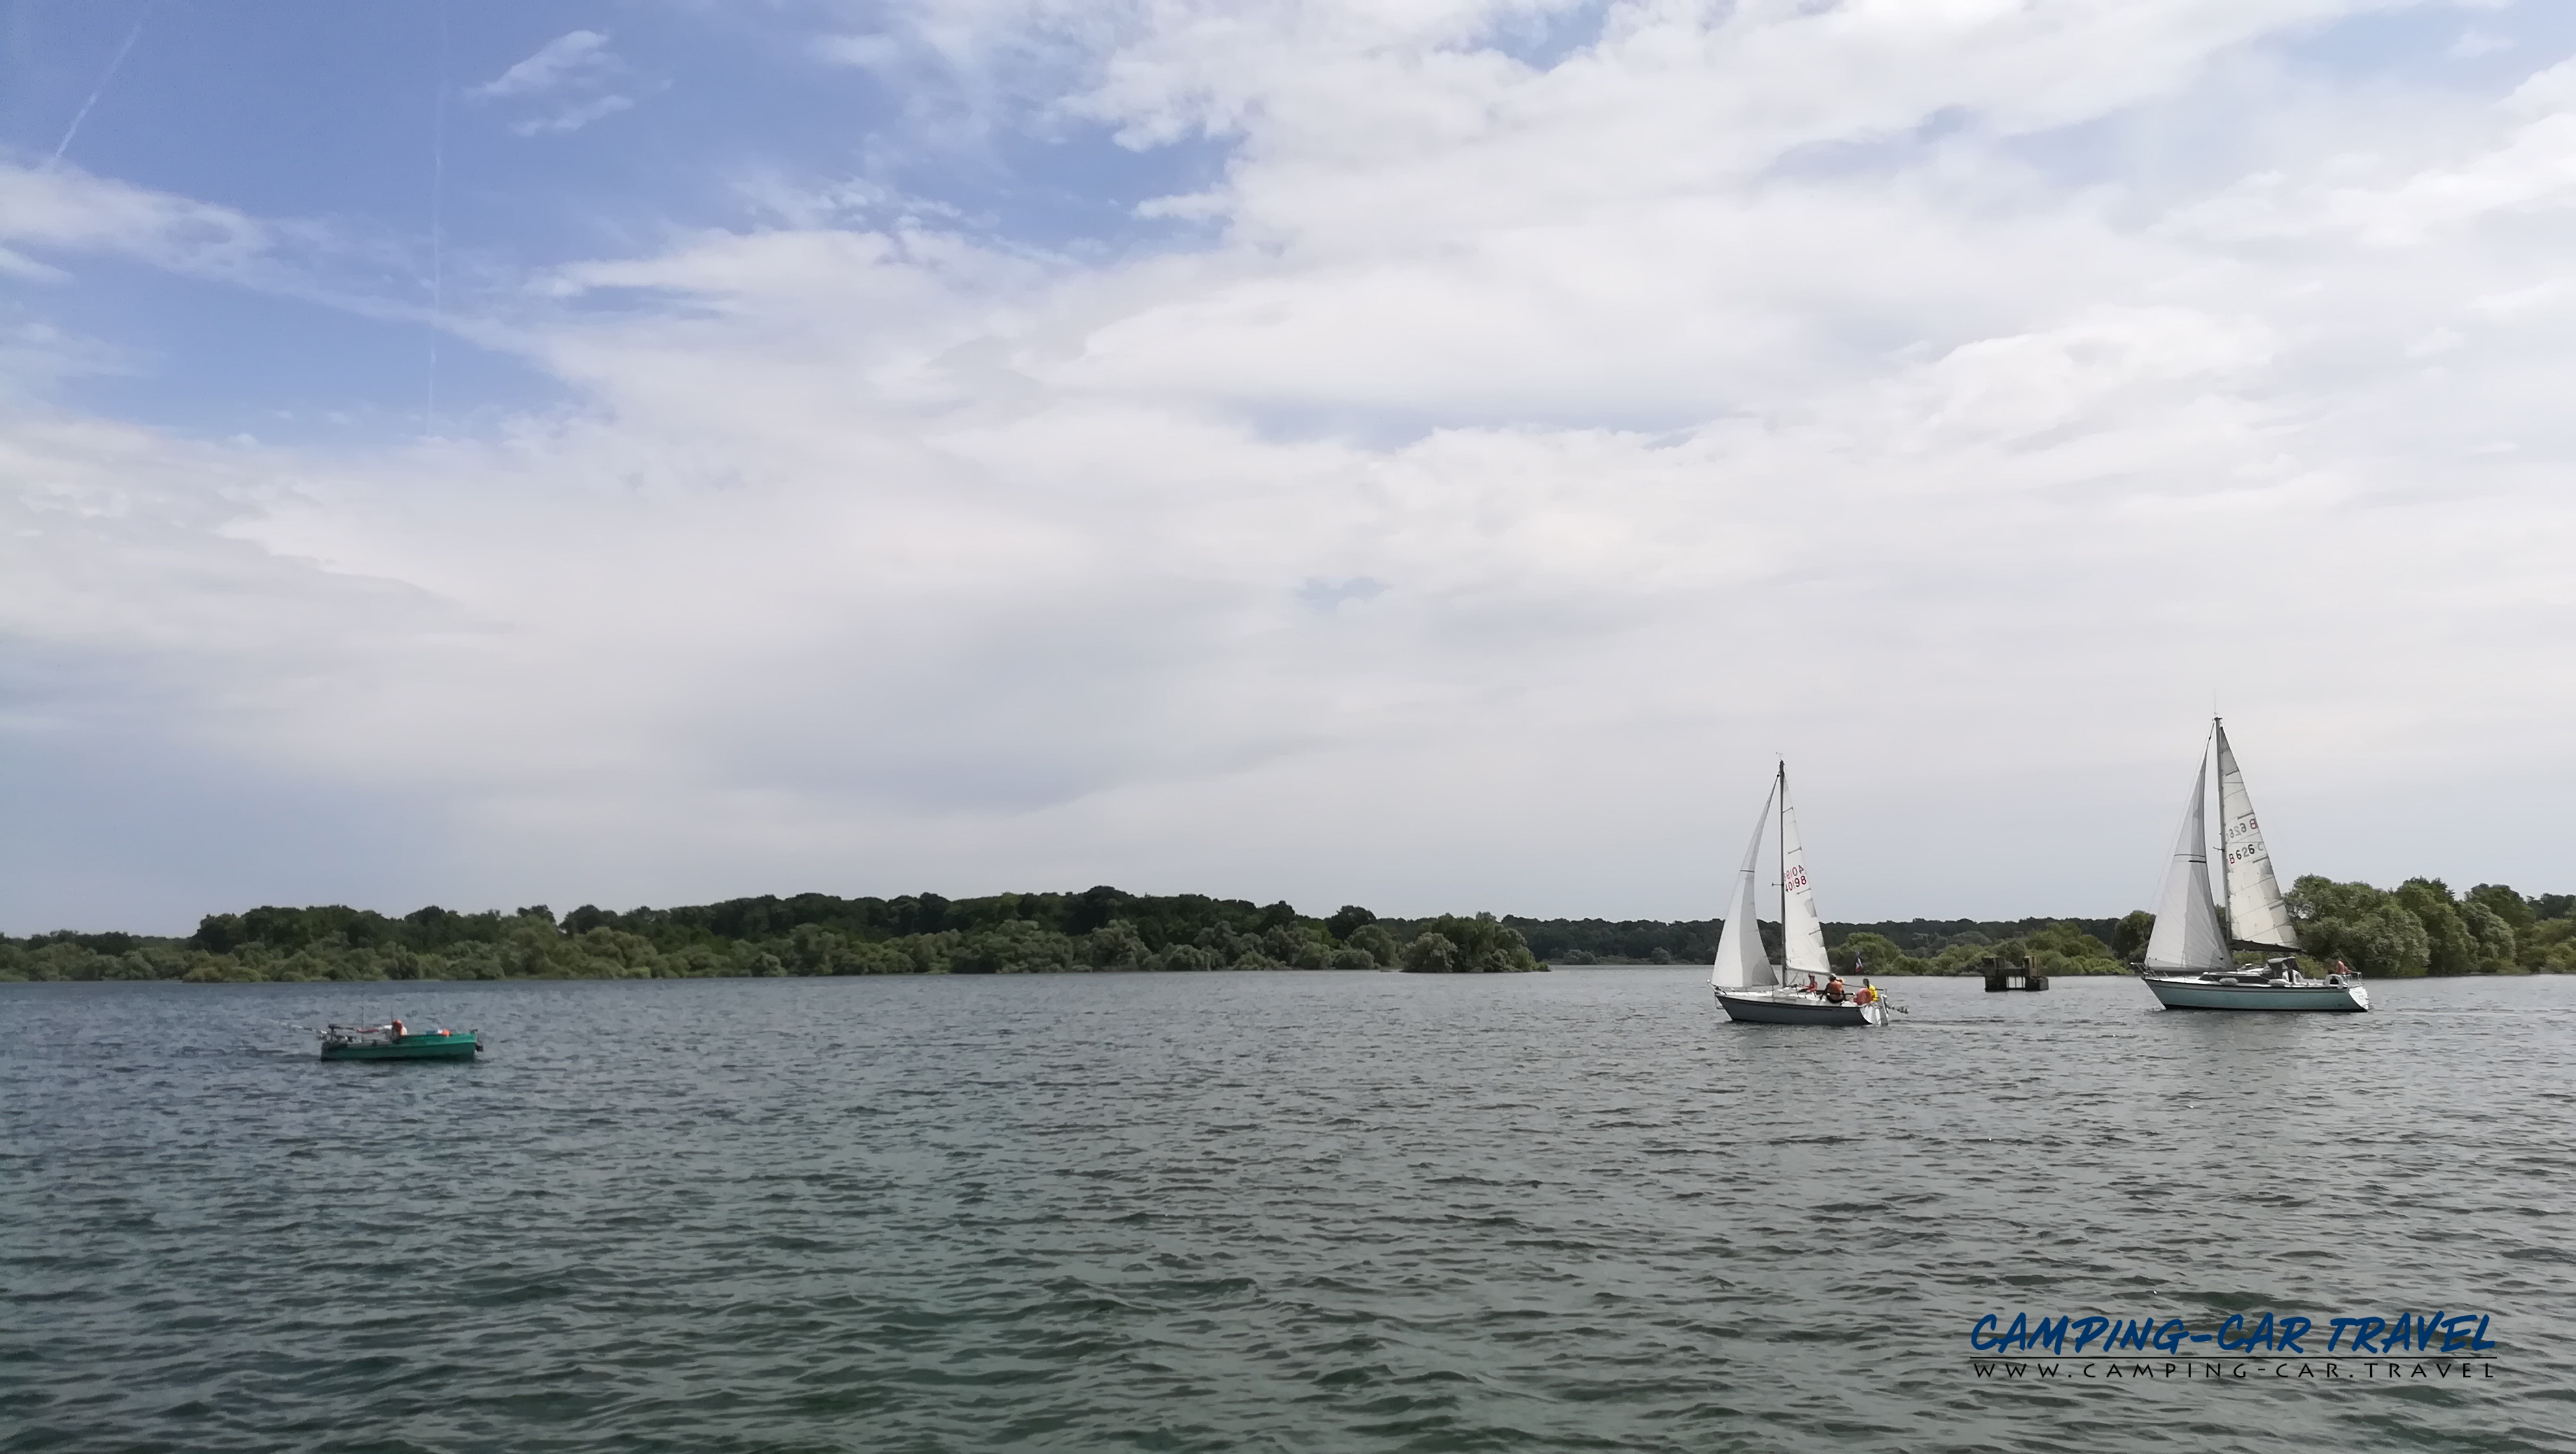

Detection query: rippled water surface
xmin=6 ymin=972 xmax=2573 ymax=1453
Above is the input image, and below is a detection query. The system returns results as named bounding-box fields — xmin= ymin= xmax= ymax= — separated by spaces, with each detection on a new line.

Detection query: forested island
xmin=0 ymin=890 xmax=1541 ymax=982
xmin=3 ymin=878 xmax=2568 ymax=984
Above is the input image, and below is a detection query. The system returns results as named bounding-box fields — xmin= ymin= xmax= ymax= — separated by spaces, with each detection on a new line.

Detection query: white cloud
xmin=472 ymin=30 xmax=656 ymax=135
xmin=0 ymin=162 xmax=456 ymax=330
xmin=2505 ymin=54 xmax=2576 ymax=117
xmin=2451 ymin=28 xmax=2516 ymax=58
xmin=810 ymin=33 xmax=908 ymax=75
xmin=12 ymin=2 xmax=2576 ymax=928
xmin=0 ymin=164 xmax=270 ymax=273
xmin=474 ymin=31 xmax=615 ymax=100
xmin=2174 ymin=53 xmax=2576 ymax=245
xmin=0 ymin=246 xmax=66 ymax=282
xmin=514 ymin=94 xmax=635 ymax=137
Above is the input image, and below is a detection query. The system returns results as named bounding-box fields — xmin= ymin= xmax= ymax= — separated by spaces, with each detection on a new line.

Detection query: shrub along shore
xmin=4 ymin=878 xmax=2567 ymax=985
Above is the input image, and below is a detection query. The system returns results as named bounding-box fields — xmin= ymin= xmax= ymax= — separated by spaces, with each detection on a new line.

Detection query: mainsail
xmin=2213 ymin=721 xmax=2300 ymax=952
xmin=2142 ymin=747 xmax=2233 ymax=974
xmin=1779 ymin=774 xmax=1830 ymax=977
xmin=1711 ymin=780 xmax=1778 ymax=990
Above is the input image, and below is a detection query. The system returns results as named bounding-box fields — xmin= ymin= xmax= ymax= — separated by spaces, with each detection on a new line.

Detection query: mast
xmin=1776 ymin=763 xmax=1832 ymax=983
xmin=2212 ymin=717 xmax=2230 ymax=955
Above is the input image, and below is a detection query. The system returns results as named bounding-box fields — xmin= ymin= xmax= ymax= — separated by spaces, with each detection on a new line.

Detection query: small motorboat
xmin=320 ymin=1019 xmax=482 ymax=1060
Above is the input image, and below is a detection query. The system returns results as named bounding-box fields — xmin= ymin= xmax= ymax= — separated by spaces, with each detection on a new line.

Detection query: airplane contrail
xmin=52 ymin=0 xmax=159 ymax=167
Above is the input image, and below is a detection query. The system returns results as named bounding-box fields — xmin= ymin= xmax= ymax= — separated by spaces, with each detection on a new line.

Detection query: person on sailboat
xmin=1853 ymin=980 xmax=1877 ymax=1006
xmin=1823 ymin=976 xmax=1848 ymax=1004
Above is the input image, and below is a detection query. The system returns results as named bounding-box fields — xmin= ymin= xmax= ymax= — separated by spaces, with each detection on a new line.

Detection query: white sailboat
xmin=1712 ymin=763 xmax=1888 ymax=1026
xmin=2136 ymin=719 xmax=2368 ymax=1012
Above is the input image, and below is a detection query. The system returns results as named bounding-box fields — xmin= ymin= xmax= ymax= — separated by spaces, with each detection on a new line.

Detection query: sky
xmin=5 ymin=0 xmax=2575 ymax=935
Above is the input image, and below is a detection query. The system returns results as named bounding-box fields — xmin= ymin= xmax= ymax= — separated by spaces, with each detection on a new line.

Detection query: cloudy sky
xmin=5 ymin=0 xmax=2573 ymax=935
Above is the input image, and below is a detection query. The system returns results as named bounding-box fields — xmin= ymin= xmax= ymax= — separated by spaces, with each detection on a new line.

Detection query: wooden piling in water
xmin=1981 ymin=955 xmax=2049 ymax=992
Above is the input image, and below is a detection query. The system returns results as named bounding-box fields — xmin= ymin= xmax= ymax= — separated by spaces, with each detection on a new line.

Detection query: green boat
xmin=320 ymin=1022 xmax=482 ymax=1061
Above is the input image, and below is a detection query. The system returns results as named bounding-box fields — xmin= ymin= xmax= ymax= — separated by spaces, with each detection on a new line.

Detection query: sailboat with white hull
xmin=2136 ymin=719 xmax=2369 ymax=1012
xmin=1712 ymin=763 xmax=1888 ymax=1027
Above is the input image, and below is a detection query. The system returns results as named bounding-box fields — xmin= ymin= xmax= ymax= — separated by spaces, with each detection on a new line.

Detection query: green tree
xmin=2286 ymin=876 xmax=2388 ymax=925
xmin=1326 ymin=905 xmax=1378 ymax=941
xmin=1401 ymin=933 xmax=1461 ymax=974
xmin=180 ymin=954 xmax=261 ymax=983
xmin=588 ymin=929 xmax=665 ymax=978
xmin=2291 ymin=876 xmax=2431 ymax=978
xmin=2466 ymin=883 xmax=2536 ymax=934
xmin=1089 ymin=919 xmax=1150 ymax=970
xmin=1400 ymin=914 xmax=1542 ymax=972
xmin=2394 ymin=879 xmax=2479 ymax=976
xmin=954 ymin=921 xmax=1082 ymax=974
xmin=895 ymin=931 xmax=961 ymax=975
xmin=2458 ymin=901 xmax=2518 ymax=974
xmin=783 ymin=924 xmax=857 ymax=976
xmin=1261 ymin=921 xmax=1333 ymax=969
xmin=192 ymin=913 xmax=249 ymax=955
xmin=2529 ymin=920 xmax=2576 ymax=972
xmin=1830 ymin=931 xmax=1925 ymax=976
xmin=1923 ymin=921 xmax=2124 ymax=977
xmin=441 ymin=941 xmax=510 ymax=980
xmin=851 ymin=941 xmax=915 ymax=974
xmin=1347 ymin=922 xmax=1401 ymax=968
xmin=2110 ymin=910 xmax=2155 ymax=962
xmin=1994 ymin=922 xmax=2125 ymax=976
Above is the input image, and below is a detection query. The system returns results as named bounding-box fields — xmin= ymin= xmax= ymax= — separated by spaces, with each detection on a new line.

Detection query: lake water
xmin=4 ymin=971 xmax=2571 ymax=1453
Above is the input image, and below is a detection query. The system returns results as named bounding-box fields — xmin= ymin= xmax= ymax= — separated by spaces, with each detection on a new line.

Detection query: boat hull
xmin=321 ymin=1032 xmax=482 ymax=1061
xmin=2140 ymin=977 xmax=2369 ymax=1013
xmin=1715 ymin=989 xmax=1887 ymax=1026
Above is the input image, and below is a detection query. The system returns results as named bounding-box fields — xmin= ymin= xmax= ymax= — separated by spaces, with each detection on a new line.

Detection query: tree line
xmin=3 ymin=877 xmax=2566 ymax=984
xmin=1814 ymin=877 xmax=2575 ymax=980
xmin=0 ymin=889 xmax=1543 ymax=983
xmin=1510 ymin=915 xmax=2127 ymax=968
